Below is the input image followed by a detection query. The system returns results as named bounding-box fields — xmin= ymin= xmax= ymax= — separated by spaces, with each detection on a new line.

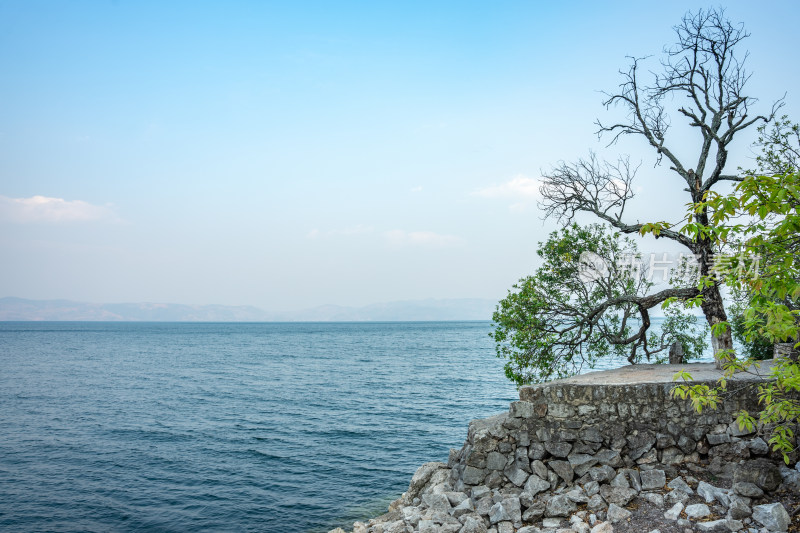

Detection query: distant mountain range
xmin=0 ymin=297 xmax=497 ymax=322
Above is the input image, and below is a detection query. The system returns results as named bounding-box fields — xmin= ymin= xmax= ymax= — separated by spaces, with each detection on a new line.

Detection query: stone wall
xmin=447 ymin=376 xmax=767 ymax=493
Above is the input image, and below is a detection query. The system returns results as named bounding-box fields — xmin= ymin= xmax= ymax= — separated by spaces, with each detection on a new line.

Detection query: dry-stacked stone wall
xmin=448 ymin=379 xmax=765 ymax=492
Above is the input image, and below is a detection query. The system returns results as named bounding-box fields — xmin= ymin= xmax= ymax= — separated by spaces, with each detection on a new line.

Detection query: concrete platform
xmin=550 ymin=359 xmax=778 ymax=386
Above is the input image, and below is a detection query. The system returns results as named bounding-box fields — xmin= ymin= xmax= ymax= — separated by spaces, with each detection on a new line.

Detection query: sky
xmin=1 ymin=1 xmax=798 ymax=313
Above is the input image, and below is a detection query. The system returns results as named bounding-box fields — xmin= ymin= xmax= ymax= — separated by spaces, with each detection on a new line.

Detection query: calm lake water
xmin=0 ymin=320 xmax=708 ymax=532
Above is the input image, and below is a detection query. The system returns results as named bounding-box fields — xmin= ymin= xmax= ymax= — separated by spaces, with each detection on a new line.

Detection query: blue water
xmin=0 ymin=320 xmax=712 ymax=533
xmin=0 ymin=321 xmax=521 ymax=533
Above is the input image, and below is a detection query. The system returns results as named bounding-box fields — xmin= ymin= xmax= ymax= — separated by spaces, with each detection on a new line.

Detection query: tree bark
xmin=700 ymin=283 xmax=733 ymax=369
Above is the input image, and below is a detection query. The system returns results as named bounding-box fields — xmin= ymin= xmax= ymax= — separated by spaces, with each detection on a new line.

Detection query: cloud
xmin=384 ymin=230 xmax=464 ymax=247
xmin=0 ymin=195 xmax=116 ymax=223
xmin=472 ymin=175 xmax=541 ymax=199
xmin=471 ymin=175 xmax=542 ymax=212
xmin=410 ymin=186 xmax=423 ymax=193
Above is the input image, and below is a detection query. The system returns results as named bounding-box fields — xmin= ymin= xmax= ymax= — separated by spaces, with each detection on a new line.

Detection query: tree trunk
xmin=700 ymin=283 xmax=733 ymax=369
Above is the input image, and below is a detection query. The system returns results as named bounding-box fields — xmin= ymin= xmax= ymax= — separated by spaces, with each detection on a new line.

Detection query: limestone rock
xmin=545 ymin=494 xmax=577 ymax=517
xmin=733 ymin=458 xmax=781 ymax=492
xmin=549 ymin=460 xmax=574 ymax=484
xmin=732 ymin=481 xmax=764 ymax=498
xmin=523 ymin=474 xmax=550 ymax=496
xmin=589 ymin=522 xmax=613 ymax=533
xmin=752 ymin=502 xmax=790 ymax=532
xmin=640 ymin=469 xmax=666 ymax=491
xmin=458 ymin=516 xmax=488 ymax=533
xmin=684 ymin=503 xmax=711 ymax=519
xmin=667 ymin=477 xmax=693 ymax=494
xmin=695 ymin=519 xmax=729 ymax=532
xmin=607 ymin=503 xmax=632 ymax=523
xmin=664 ymin=502 xmax=684 ymax=521
xmin=599 ymin=485 xmax=637 ymax=506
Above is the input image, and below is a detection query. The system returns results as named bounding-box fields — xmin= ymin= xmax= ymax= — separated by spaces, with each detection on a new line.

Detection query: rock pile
xmin=328 ymin=364 xmax=799 ymax=533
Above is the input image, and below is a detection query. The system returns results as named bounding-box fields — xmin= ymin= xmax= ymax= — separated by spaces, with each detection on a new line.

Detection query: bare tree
xmin=540 ymin=8 xmax=782 ymax=367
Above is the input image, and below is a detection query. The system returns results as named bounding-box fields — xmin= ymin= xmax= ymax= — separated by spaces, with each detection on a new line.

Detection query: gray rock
xmin=780 ymin=464 xmax=800 ymax=492
xmin=640 ymin=492 xmax=665 ymax=507
xmin=504 ymin=463 xmax=528 ymax=487
xmin=677 ymin=435 xmax=697 ymax=454
xmin=587 ymin=494 xmax=607 ymax=512
xmin=707 ymin=433 xmax=732 ymax=445
xmin=545 ymin=494 xmax=577 ymax=517
xmin=584 ymin=480 xmax=600 ymax=496
xmin=475 ymin=495 xmax=494 ymax=516
xmin=567 ymin=488 xmax=589 ymax=504
xmin=446 ymin=492 xmax=470 ymax=506
xmin=640 ymin=469 xmax=666 ymax=490
xmin=685 ymin=503 xmax=711 ymax=519
xmin=463 ymin=466 xmax=487 ymax=486
xmin=695 ymin=519 xmax=730 ymax=532
xmin=593 ymin=450 xmax=623 ymax=468
xmin=549 ymin=460 xmax=574 ymax=484
xmin=664 ymin=502 xmax=684 ymax=520
xmin=418 ymin=519 xmax=436 ymax=533
xmin=503 ymin=497 xmax=522 ymax=525
xmin=610 ymin=472 xmax=630 ymax=488
xmin=453 ymin=498 xmax=475 ymax=518
xmin=488 ymin=501 xmax=511 ymax=524
xmin=697 ymin=481 xmax=724 ymax=503
xmin=516 ymin=527 xmax=543 ymax=533
xmin=569 ymin=453 xmax=599 ymax=477
xmin=530 ymin=460 xmax=549 ymax=480
xmin=624 ymin=468 xmax=642 ymax=492
xmin=422 ymin=492 xmax=452 ymax=513
xmin=607 ymin=503 xmax=632 ymax=523
xmin=667 ymin=477 xmax=693 ymax=494
xmin=541 ymin=517 xmax=562 ymax=528
xmin=733 ymin=459 xmax=782 ymax=492
xmin=486 ymin=452 xmax=506 ymax=471
xmin=590 ymin=523 xmax=613 ymax=533
xmin=589 ymin=465 xmax=616 ymax=483
xmin=458 ymin=516 xmax=488 ymax=533
xmin=665 ymin=488 xmax=690 ymax=505
xmin=523 ymin=474 xmax=550 ymax=496
xmin=521 ymin=501 xmax=545 ymax=522
xmin=496 ymin=522 xmax=514 ymax=533
xmin=509 ymin=401 xmax=536 ymax=418
xmin=733 ymin=482 xmax=764 ymax=498
xmin=725 ymin=519 xmax=744 ymax=531
xmin=752 ymin=502 xmax=790 ymax=531
xmin=660 ymin=447 xmax=684 ymax=465
xmin=545 ymin=441 xmax=573 ymax=458
xmin=600 ymin=485 xmax=637 ymax=506
xmin=727 ymin=496 xmax=752 ymax=520
xmin=471 ymin=485 xmax=491 ymax=500
xmin=528 ymin=443 xmax=546 ymax=461
xmin=748 ymin=437 xmax=769 ymax=455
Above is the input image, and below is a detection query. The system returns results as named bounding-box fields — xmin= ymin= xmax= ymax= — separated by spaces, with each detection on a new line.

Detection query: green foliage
xmin=674 ymin=118 xmax=800 ymax=462
xmin=491 ymin=223 xmax=706 ymax=386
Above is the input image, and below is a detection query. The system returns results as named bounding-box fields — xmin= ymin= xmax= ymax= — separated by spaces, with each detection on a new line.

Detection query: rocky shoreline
xmin=328 ymin=362 xmax=800 ymax=533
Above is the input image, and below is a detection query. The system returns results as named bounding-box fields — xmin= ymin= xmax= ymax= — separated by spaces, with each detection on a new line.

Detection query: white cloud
xmin=472 ymin=175 xmax=541 ymax=212
xmin=410 ymin=186 xmax=423 ymax=193
xmin=0 ymin=195 xmax=116 ymax=223
xmin=472 ymin=175 xmax=540 ymax=199
xmin=384 ymin=230 xmax=464 ymax=247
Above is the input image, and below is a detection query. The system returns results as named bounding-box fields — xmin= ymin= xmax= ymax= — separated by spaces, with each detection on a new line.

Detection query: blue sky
xmin=1 ymin=1 xmax=798 ymax=312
